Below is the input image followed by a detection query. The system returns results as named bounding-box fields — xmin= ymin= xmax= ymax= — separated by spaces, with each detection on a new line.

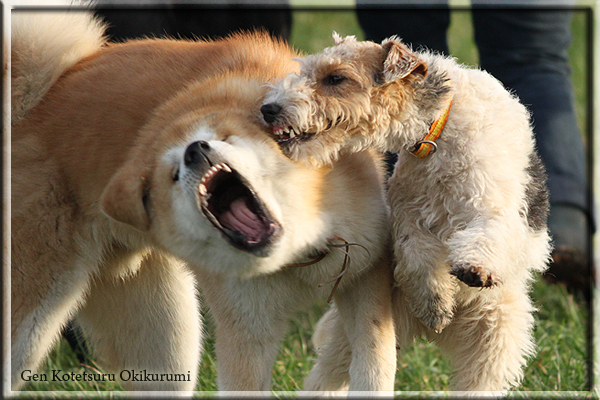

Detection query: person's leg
xmin=472 ymin=6 xmax=592 ymax=297
xmin=356 ymin=4 xmax=450 ymax=54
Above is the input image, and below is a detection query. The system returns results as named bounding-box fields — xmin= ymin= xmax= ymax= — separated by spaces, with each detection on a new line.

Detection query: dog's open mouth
xmin=271 ymin=125 xmax=315 ymax=144
xmin=198 ymin=163 xmax=281 ymax=254
xmin=270 ymin=118 xmax=340 ymax=145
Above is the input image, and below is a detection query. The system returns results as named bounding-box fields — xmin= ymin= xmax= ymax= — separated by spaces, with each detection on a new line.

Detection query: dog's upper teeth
xmin=221 ymin=163 xmax=232 ymax=173
xmin=199 ymin=184 xmax=207 ymax=196
xmin=200 ymin=164 xmax=231 ymax=188
xmin=283 ymin=127 xmax=290 ymax=134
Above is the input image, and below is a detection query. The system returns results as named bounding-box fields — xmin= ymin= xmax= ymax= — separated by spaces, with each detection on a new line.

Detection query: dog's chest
xmin=388 ymin=153 xmax=476 ymax=237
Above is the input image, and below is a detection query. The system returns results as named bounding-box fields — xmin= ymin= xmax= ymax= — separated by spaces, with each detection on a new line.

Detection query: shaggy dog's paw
xmin=450 ymin=264 xmax=499 ymax=288
xmin=409 ymin=294 xmax=454 ymax=334
xmin=418 ymin=308 xmax=454 ymax=334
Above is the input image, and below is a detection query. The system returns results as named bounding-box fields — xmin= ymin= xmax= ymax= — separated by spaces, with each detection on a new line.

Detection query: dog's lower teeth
xmin=199 ymin=184 xmax=207 ymax=196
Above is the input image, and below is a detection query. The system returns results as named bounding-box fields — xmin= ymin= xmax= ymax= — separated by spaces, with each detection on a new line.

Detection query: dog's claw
xmin=424 ymin=312 xmax=453 ymax=333
xmin=450 ymin=264 xmax=499 ymax=288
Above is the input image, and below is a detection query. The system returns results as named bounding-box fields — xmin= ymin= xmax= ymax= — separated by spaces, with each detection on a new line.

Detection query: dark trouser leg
xmin=356 ymin=5 xmax=451 ymax=54
xmin=473 ymin=7 xmax=592 ymax=298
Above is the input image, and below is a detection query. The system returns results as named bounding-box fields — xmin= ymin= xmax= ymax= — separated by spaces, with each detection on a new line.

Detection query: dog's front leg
xmin=394 ymin=231 xmax=458 ymax=333
xmin=337 ymin=261 xmax=397 ymax=392
xmin=304 ymin=304 xmax=352 ymax=392
xmin=446 ymin=218 xmax=505 ymax=289
xmin=306 ymin=259 xmax=396 ymax=392
xmin=200 ymin=272 xmax=304 ymax=392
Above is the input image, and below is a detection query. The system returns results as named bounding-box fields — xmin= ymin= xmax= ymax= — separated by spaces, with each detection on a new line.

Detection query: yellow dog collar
xmin=410 ymin=96 xmax=453 ymax=158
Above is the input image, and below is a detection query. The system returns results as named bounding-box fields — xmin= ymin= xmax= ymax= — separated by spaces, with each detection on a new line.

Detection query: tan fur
xmin=11 ymin=10 xmax=107 ymax=124
xmin=12 ymin=13 xmax=396 ymax=392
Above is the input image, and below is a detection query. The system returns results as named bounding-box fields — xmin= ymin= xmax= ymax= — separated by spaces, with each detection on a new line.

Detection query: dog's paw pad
xmin=450 ymin=264 xmax=498 ymax=288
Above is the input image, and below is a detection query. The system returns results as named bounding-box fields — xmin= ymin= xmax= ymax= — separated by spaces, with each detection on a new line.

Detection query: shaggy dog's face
xmin=101 ymin=110 xmax=327 ymax=278
xmin=260 ymin=34 xmax=427 ymax=167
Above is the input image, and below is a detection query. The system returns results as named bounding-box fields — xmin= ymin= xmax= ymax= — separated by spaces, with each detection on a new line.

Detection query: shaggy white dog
xmin=260 ymin=34 xmax=552 ymax=393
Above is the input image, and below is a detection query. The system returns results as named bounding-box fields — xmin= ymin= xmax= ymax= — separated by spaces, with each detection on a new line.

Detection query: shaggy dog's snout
xmin=260 ymin=103 xmax=282 ymax=123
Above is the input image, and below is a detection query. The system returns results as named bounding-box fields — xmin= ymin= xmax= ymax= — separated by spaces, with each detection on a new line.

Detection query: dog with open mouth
xmin=261 ymin=33 xmax=552 ymax=394
xmin=11 ymin=12 xmax=396 ymax=392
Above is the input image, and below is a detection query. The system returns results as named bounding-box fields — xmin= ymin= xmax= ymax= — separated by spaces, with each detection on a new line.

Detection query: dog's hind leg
xmin=76 ymin=252 xmax=201 ymax=391
xmin=435 ymin=287 xmax=537 ymax=394
xmin=392 ymin=285 xmax=427 ymax=373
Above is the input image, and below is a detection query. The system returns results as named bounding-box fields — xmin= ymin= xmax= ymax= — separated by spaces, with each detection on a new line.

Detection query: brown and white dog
xmin=261 ymin=33 xmax=552 ymax=394
xmin=11 ymin=12 xmax=396 ymax=392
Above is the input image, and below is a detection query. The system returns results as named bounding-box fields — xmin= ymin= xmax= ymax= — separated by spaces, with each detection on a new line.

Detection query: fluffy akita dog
xmin=11 ymin=13 xmax=396 ymax=392
xmin=261 ymin=34 xmax=552 ymax=393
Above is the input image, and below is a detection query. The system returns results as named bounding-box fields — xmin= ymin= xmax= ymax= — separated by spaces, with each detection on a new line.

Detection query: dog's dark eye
xmin=325 ymin=74 xmax=346 ymax=86
xmin=172 ymin=167 xmax=180 ymax=182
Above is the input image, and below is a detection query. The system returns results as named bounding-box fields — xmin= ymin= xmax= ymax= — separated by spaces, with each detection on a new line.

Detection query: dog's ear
xmin=381 ymin=36 xmax=428 ymax=82
xmin=100 ymin=162 xmax=151 ymax=231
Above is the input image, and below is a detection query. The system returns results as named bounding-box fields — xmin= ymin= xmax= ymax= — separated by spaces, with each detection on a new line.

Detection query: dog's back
xmin=11 ymin=10 xmax=106 ymax=124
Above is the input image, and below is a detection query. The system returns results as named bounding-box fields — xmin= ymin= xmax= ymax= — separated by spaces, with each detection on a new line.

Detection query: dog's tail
xmin=11 ymin=7 xmax=107 ymax=124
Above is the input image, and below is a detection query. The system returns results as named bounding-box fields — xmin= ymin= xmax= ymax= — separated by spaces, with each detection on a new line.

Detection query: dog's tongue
xmin=219 ymin=198 xmax=266 ymax=244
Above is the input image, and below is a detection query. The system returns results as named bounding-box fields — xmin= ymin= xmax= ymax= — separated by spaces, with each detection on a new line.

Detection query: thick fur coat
xmin=261 ymin=34 xmax=552 ymax=394
xmin=11 ymin=15 xmax=396 ymax=392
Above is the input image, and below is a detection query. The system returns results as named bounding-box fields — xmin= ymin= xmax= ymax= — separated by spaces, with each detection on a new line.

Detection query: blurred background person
xmin=94 ymin=0 xmax=292 ymax=41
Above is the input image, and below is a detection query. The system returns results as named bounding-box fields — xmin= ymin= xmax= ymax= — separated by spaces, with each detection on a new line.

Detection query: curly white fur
xmin=262 ymin=34 xmax=553 ymax=394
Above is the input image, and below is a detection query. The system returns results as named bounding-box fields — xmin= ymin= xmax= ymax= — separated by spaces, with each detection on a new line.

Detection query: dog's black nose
xmin=260 ymin=103 xmax=282 ymax=124
xmin=184 ymin=141 xmax=210 ymax=166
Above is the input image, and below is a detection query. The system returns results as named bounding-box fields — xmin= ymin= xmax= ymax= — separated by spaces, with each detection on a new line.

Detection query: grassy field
xmin=17 ymin=7 xmax=592 ymax=397
xmin=19 ymin=279 xmax=592 ymax=395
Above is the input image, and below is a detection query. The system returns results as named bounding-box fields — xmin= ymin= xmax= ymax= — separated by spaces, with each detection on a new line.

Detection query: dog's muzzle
xmin=184 ymin=140 xmax=282 ymax=256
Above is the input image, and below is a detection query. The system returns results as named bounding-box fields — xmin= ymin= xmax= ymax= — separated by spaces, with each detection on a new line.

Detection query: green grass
xmin=17 ymin=6 xmax=592 ymax=396
xmin=290 ymin=9 xmax=364 ymax=54
xmin=20 ymin=278 xmax=590 ymax=394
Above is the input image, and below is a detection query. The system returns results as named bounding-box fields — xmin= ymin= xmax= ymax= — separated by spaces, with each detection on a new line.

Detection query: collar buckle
xmin=409 ymin=94 xmax=453 ymax=159
xmin=410 ymin=140 xmax=438 ymax=157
